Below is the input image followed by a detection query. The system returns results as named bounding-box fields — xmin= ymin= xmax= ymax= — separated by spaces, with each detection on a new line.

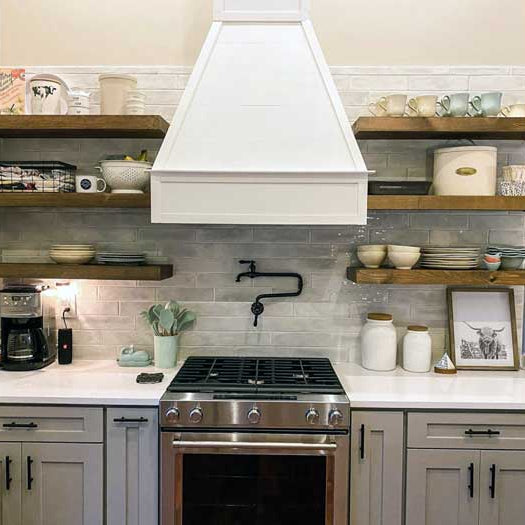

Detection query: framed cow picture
xmin=447 ymin=288 xmax=519 ymax=371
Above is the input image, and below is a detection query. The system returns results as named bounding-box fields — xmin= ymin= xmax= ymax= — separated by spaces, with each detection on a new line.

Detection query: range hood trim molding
xmin=214 ymin=0 xmax=310 ymax=22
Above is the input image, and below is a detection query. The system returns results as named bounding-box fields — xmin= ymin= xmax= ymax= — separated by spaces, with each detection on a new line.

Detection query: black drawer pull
xmin=5 ymin=456 xmax=11 ymax=491
xmin=359 ymin=424 xmax=365 ymax=460
xmin=465 ymin=428 xmax=500 ymax=436
xmin=468 ymin=462 xmax=474 ymax=498
xmin=489 ymin=464 xmax=496 ymax=499
xmin=3 ymin=422 xmax=38 ymax=429
xmin=113 ymin=417 xmax=149 ymax=424
xmin=27 ymin=456 xmax=33 ymax=490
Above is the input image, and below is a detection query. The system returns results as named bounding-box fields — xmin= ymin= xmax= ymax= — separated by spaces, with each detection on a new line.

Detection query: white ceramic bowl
xmin=388 ymin=245 xmax=421 ymax=253
xmin=50 ymin=253 xmax=94 ymax=264
xmin=357 ymin=251 xmax=387 ymax=269
xmin=388 ymin=251 xmax=420 ymax=269
xmin=98 ymin=160 xmax=151 ymax=193
xmin=358 ymin=245 xmax=387 ymax=253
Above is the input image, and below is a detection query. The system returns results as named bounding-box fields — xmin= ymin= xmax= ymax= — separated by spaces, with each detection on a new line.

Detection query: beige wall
xmin=2 ymin=0 xmax=525 ymax=66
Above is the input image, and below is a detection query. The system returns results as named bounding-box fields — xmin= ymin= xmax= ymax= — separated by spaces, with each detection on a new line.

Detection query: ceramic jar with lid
xmin=360 ymin=313 xmax=397 ymax=371
xmin=402 ymin=325 xmax=432 ymax=372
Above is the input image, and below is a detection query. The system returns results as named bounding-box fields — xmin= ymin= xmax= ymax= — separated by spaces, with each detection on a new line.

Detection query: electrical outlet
xmin=59 ymin=295 xmax=77 ymax=319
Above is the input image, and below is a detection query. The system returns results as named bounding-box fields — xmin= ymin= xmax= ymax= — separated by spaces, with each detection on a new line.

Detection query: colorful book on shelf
xmin=0 ymin=69 xmax=26 ymax=115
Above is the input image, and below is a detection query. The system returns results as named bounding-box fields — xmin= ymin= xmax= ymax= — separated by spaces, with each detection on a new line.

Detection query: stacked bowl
xmin=50 ymin=244 xmax=95 ymax=264
xmin=486 ymin=246 xmax=525 ymax=270
xmin=387 ymin=245 xmax=421 ymax=269
xmin=357 ymin=245 xmax=387 ymax=268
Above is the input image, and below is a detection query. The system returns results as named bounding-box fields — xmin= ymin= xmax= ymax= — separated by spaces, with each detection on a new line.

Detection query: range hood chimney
xmin=152 ymin=0 xmax=369 ymax=225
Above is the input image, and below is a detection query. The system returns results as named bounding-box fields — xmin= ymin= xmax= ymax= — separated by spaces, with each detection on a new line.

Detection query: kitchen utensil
xmin=483 ymin=260 xmax=501 ymax=271
xmin=357 ymin=244 xmax=387 ymax=253
xmin=388 ymin=250 xmax=421 ymax=269
xmin=387 ymin=245 xmax=421 ymax=253
xmin=76 ymin=175 xmax=107 ymax=193
xmin=437 ymin=93 xmax=470 ymax=117
xmin=125 ymin=103 xmax=146 ymax=115
xmin=98 ymin=160 xmax=151 ymax=193
xmin=28 ymin=74 xmax=69 ymax=115
xmin=420 ymin=246 xmax=480 ymax=269
xmin=357 ymin=250 xmax=387 ymax=269
xmin=368 ymin=94 xmax=407 ymax=117
xmin=99 ymin=74 xmax=137 ymax=115
xmin=500 ymin=104 xmax=525 ymax=118
xmin=501 ymin=256 xmax=525 ymax=270
xmin=407 ymin=95 xmax=438 ymax=117
xmin=67 ymin=106 xmax=90 ymax=115
xmin=50 ymin=252 xmax=95 ymax=264
xmin=367 ymin=180 xmax=431 ymax=195
xmin=433 ymin=146 xmax=497 ymax=196
xmin=469 ymin=92 xmax=503 ymax=117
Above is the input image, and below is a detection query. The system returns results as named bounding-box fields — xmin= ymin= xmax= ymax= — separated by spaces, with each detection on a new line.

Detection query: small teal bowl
xmin=483 ymin=260 xmax=501 ymax=271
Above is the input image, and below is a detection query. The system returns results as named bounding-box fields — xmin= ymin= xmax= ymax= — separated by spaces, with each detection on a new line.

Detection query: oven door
xmin=161 ymin=431 xmax=349 ymax=525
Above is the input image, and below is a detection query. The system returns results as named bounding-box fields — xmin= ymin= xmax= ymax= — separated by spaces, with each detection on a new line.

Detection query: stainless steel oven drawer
xmin=408 ymin=412 xmax=525 ymax=450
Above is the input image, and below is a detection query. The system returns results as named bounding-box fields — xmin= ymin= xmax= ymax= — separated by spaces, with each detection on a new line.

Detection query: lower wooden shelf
xmin=0 ymin=193 xmax=151 ymax=208
xmin=367 ymin=195 xmax=525 ymax=211
xmin=347 ymin=267 xmax=525 ymax=286
xmin=0 ymin=263 xmax=173 ymax=281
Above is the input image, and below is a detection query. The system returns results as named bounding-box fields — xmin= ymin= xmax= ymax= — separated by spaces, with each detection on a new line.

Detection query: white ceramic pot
xmin=433 ymin=146 xmax=497 ymax=196
xmin=360 ymin=313 xmax=397 ymax=371
xmin=402 ymin=326 xmax=432 ymax=372
xmin=154 ymin=335 xmax=179 ymax=368
xmin=99 ymin=74 xmax=137 ymax=115
xmin=30 ymin=78 xmax=63 ymax=115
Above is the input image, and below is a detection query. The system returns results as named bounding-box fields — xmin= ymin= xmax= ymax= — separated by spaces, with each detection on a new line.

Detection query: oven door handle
xmin=172 ymin=440 xmax=337 ymax=451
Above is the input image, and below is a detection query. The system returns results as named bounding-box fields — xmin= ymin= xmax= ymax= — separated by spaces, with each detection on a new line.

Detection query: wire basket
xmin=0 ymin=161 xmax=76 ymax=193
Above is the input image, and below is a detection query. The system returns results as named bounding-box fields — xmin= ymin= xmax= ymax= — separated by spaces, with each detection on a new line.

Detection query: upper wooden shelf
xmin=367 ymin=195 xmax=525 ymax=211
xmin=0 ymin=193 xmax=151 ymax=208
xmin=0 ymin=263 xmax=173 ymax=281
xmin=353 ymin=117 xmax=525 ymax=140
xmin=0 ymin=115 xmax=169 ymax=138
xmin=347 ymin=268 xmax=525 ymax=286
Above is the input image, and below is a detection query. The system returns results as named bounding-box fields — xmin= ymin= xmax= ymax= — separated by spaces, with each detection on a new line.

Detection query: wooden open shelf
xmin=353 ymin=117 xmax=525 ymax=140
xmin=0 ymin=115 xmax=169 ymax=138
xmin=347 ymin=268 xmax=525 ymax=286
xmin=0 ymin=263 xmax=173 ymax=281
xmin=0 ymin=193 xmax=151 ymax=208
xmin=367 ymin=195 xmax=525 ymax=211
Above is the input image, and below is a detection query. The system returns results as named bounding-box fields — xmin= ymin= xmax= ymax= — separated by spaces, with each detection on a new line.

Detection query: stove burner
xmin=167 ymin=356 xmax=344 ymax=394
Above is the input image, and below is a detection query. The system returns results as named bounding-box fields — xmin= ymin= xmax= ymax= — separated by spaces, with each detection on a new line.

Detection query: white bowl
xmin=388 ymin=245 xmax=421 ymax=253
xmin=388 ymin=251 xmax=420 ymax=269
xmin=357 ymin=251 xmax=387 ymax=269
xmin=50 ymin=253 xmax=94 ymax=264
xmin=358 ymin=245 xmax=387 ymax=253
xmin=98 ymin=160 xmax=151 ymax=193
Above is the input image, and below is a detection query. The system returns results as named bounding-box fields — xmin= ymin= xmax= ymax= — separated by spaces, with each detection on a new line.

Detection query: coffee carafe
xmin=0 ymin=285 xmax=56 ymax=371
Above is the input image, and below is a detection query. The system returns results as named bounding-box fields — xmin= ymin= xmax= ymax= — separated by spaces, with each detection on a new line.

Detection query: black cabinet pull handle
xmin=5 ymin=456 xmax=12 ymax=491
xmin=468 ymin=462 xmax=474 ymax=498
xmin=113 ymin=417 xmax=149 ymax=424
xmin=489 ymin=464 xmax=496 ymax=499
xmin=3 ymin=422 xmax=38 ymax=429
xmin=359 ymin=424 xmax=365 ymax=460
xmin=465 ymin=428 xmax=500 ymax=436
xmin=27 ymin=456 xmax=33 ymax=490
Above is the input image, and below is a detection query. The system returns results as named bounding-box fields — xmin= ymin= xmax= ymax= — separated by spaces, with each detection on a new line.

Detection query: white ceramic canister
xmin=30 ymin=77 xmax=63 ymax=115
xmin=360 ymin=313 xmax=397 ymax=371
xmin=402 ymin=325 xmax=432 ymax=373
xmin=99 ymin=74 xmax=137 ymax=115
xmin=433 ymin=146 xmax=497 ymax=196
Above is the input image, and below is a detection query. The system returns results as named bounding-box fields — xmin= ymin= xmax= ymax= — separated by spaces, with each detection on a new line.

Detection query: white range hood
xmin=152 ymin=0 xmax=368 ymax=225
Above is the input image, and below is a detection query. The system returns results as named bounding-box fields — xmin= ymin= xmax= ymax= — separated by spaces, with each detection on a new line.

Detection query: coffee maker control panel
xmin=0 ymin=292 xmax=42 ymax=318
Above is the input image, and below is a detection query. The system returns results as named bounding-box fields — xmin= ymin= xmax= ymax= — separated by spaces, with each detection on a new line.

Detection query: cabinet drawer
xmin=408 ymin=412 xmax=525 ymax=450
xmin=0 ymin=406 xmax=103 ymax=443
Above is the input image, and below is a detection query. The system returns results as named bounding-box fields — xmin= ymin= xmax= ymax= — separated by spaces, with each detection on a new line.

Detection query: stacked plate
xmin=50 ymin=244 xmax=95 ymax=264
xmin=420 ymin=246 xmax=480 ymax=269
xmin=96 ymin=252 xmax=146 ymax=265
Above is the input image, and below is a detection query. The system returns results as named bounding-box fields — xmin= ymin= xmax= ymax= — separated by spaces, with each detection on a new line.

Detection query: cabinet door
xmin=21 ymin=442 xmax=103 ymax=525
xmin=0 ymin=443 xmax=21 ymax=525
xmin=350 ymin=411 xmax=404 ymax=525
xmin=406 ymin=449 xmax=480 ymax=525
xmin=479 ymin=450 xmax=525 ymax=525
xmin=106 ymin=408 xmax=159 ymax=525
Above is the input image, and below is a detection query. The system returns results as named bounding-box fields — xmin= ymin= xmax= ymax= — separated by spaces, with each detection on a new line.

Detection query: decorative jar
xmin=402 ymin=325 xmax=432 ymax=373
xmin=360 ymin=313 xmax=397 ymax=371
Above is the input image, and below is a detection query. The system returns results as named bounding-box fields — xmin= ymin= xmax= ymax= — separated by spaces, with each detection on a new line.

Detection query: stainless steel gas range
xmin=160 ymin=356 xmax=350 ymax=525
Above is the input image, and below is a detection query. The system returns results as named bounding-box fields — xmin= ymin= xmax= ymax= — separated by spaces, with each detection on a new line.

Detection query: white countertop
xmin=0 ymin=360 xmax=179 ymax=406
xmin=334 ymin=362 xmax=525 ymax=410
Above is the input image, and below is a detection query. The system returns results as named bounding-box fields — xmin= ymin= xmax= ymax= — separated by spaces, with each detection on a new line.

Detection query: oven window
xmin=182 ymin=454 xmax=326 ymax=524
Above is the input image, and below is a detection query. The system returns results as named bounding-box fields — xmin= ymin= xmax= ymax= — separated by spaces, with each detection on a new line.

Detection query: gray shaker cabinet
xmin=0 ymin=443 xmax=22 ymax=525
xmin=106 ymin=408 xmax=159 ymax=525
xmin=21 ymin=442 xmax=103 ymax=525
xmin=350 ymin=411 xmax=404 ymax=525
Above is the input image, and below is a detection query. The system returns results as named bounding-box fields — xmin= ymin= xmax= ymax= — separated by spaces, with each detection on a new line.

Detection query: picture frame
xmin=447 ymin=287 xmax=519 ymax=371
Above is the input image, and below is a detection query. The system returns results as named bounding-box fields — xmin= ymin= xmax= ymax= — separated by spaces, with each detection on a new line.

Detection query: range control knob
xmin=328 ymin=409 xmax=344 ymax=426
xmin=189 ymin=407 xmax=203 ymax=423
xmin=305 ymin=408 xmax=320 ymax=425
xmin=165 ymin=407 xmax=180 ymax=423
xmin=247 ymin=407 xmax=261 ymax=424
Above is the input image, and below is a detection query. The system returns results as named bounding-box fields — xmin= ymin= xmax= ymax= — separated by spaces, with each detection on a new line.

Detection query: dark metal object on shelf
xmin=368 ymin=180 xmax=432 ymax=195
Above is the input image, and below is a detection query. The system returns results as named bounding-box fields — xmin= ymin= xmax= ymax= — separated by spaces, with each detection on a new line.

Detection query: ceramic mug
xmin=369 ymin=94 xmax=407 ymax=117
xmin=437 ymin=93 xmax=470 ymax=117
xmin=76 ymin=175 xmax=107 ymax=193
xmin=500 ymin=104 xmax=525 ymax=118
xmin=30 ymin=79 xmax=63 ymax=115
xmin=407 ymin=95 xmax=438 ymax=117
xmin=469 ymin=92 xmax=503 ymax=117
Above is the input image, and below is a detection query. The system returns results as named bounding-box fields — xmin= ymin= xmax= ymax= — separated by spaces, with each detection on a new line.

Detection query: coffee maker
xmin=0 ymin=285 xmax=56 ymax=371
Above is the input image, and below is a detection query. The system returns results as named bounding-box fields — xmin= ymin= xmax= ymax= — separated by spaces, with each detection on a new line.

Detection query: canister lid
xmin=367 ymin=313 xmax=393 ymax=321
xmin=407 ymin=325 xmax=428 ymax=332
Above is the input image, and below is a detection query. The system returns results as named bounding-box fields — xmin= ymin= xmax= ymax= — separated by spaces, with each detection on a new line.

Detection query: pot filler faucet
xmin=235 ymin=260 xmax=303 ymax=327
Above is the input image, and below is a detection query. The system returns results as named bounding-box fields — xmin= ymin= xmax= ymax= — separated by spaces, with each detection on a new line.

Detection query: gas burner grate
xmin=168 ymin=357 xmax=344 ymax=394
